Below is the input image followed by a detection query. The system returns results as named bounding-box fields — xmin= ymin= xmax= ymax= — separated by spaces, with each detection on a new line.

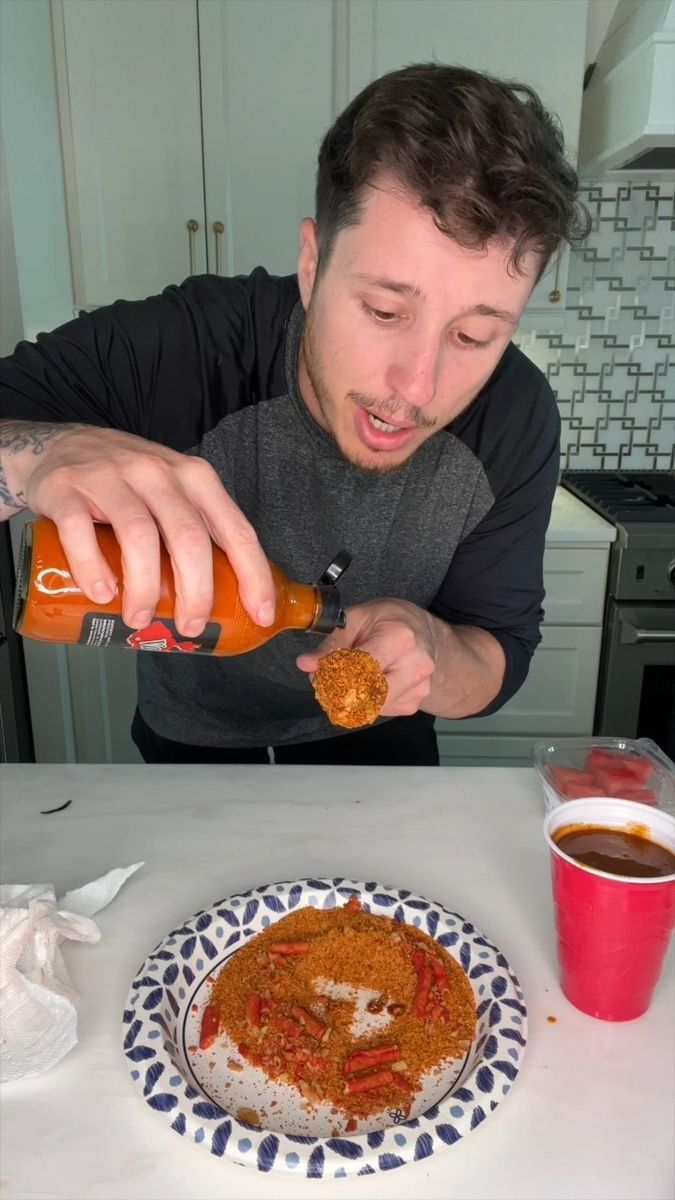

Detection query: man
xmin=0 ymin=63 xmax=587 ymax=766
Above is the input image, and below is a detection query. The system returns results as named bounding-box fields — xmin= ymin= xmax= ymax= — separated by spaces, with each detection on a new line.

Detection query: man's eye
xmin=361 ymin=301 xmax=399 ymax=323
xmin=455 ymin=331 xmax=488 ymax=348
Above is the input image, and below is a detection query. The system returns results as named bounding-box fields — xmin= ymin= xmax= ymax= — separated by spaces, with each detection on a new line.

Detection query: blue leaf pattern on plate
xmin=125 ymin=1045 xmax=156 ymax=1062
xmin=199 ymin=935 xmax=217 ymax=960
xmin=379 ymin=1154 xmax=406 ymax=1170
xmin=162 ymin=964 xmax=179 ymax=985
xmin=483 ymin=1035 xmax=498 ymax=1059
xmin=257 ymin=1134 xmax=280 ymax=1173
xmin=306 ymin=879 xmax=330 ymax=890
xmin=182 ymin=964 xmax=195 ymax=985
xmin=325 ymin=1139 xmax=362 ymax=1159
xmin=123 ymin=1019 xmax=142 ymax=1049
xmin=143 ymin=1062 xmax=164 ymax=1096
xmin=501 ymin=1028 xmax=527 ymax=1046
xmin=132 ymin=975 xmax=160 ymax=990
xmin=436 ymin=1124 xmax=461 ymax=1145
xmin=307 ymin=1146 xmax=326 ymax=1178
xmin=491 ymin=974 xmax=508 ymax=998
xmin=193 ymin=1101 xmax=227 ymax=1120
xmin=288 ymin=885 xmax=302 ymax=910
xmin=367 ymin=1131 xmax=385 ymax=1149
xmin=488 ymin=1002 xmax=503 ymax=1028
xmin=263 ymin=895 xmax=285 ymax=913
xmin=438 ymin=931 xmax=459 ymax=947
xmin=501 ymin=997 xmax=527 ymax=1015
xmin=243 ymin=900 xmax=259 ymax=924
xmin=142 ymin=988 xmax=163 ymax=1011
xmin=217 ymin=908 xmax=239 ymax=926
xmin=476 ymin=1065 xmax=494 ymax=1094
xmin=195 ymin=912 xmax=212 ymax=931
xmin=171 ymin=1113 xmax=186 ymax=1135
xmin=425 ymin=910 xmax=439 ymax=937
xmin=414 ymin=1133 xmax=433 ymax=1160
xmin=493 ymin=1059 xmax=518 ymax=1081
xmin=471 ymin=1106 xmax=487 ymax=1129
xmin=469 ymin=964 xmax=493 ymax=978
xmin=372 ymin=893 xmax=395 ymax=906
xmin=459 ymin=942 xmax=471 ymax=971
xmin=211 ymin=1121 xmax=231 ymax=1157
xmin=147 ymin=1093 xmax=178 ymax=1112
xmin=166 ymin=990 xmax=180 ymax=1018
xmin=180 ymin=936 xmax=196 ymax=959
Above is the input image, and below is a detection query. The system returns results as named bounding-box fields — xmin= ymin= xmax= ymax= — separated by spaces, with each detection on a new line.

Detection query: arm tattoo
xmin=0 ymin=420 xmax=73 ymax=456
xmin=0 ymin=420 xmax=75 ymax=512
xmin=0 ymin=466 xmax=26 ymax=510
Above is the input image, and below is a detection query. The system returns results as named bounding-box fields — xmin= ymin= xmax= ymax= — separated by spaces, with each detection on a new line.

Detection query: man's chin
xmin=334 ymin=433 xmax=417 ymax=475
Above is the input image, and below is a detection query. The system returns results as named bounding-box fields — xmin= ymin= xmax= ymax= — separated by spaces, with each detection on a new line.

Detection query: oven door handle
xmin=619 ymin=618 xmax=675 ymax=644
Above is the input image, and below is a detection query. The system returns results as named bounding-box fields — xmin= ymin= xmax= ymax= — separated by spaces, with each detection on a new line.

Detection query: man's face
xmin=297 ymin=177 xmax=539 ymax=472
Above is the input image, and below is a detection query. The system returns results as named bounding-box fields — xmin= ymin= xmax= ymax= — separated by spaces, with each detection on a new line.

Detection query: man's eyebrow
xmin=352 ymin=275 xmax=518 ymax=325
xmin=464 ymin=303 xmax=518 ymax=327
xmin=352 ymin=273 xmax=423 ymax=298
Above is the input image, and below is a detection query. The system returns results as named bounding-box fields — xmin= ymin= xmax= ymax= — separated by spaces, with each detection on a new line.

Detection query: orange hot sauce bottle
xmin=13 ymin=518 xmax=350 ymax=657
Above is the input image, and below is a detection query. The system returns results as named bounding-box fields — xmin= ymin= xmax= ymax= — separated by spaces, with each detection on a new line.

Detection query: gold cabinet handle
xmin=548 ymin=255 xmax=562 ymax=304
xmin=186 ymin=219 xmax=199 ymax=274
xmin=213 ymin=221 xmax=225 ymax=274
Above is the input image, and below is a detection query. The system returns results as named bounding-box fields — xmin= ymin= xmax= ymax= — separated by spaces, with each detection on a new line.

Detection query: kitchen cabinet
xmin=53 ymin=0 xmax=588 ymax=315
xmin=54 ymin=0 xmax=334 ymax=308
xmin=53 ymin=0 xmax=208 ymax=305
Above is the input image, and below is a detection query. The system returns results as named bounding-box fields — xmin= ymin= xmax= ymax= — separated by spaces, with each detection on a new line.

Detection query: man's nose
xmin=386 ymin=344 xmax=440 ymax=410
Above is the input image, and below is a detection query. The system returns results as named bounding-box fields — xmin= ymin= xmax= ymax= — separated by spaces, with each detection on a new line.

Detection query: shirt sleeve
xmin=0 ymin=269 xmax=293 ymax=451
xmin=430 ymin=371 xmax=560 ymax=717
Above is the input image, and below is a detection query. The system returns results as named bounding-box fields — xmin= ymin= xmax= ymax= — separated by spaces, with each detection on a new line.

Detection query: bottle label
xmin=79 ymin=613 xmax=221 ymax=654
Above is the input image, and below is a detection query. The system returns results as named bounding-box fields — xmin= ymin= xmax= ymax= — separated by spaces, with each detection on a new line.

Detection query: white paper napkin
xmin=0 ymin=863 xmax=143 ymax=1082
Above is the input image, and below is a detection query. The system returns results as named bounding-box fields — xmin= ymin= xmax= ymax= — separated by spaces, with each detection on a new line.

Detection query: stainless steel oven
xmin=562 ymin=471 xmax=675 ymax=761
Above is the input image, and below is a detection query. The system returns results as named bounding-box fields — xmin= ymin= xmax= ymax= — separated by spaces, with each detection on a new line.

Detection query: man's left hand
xmin=296 ymin=598 xmax=438 ymax=718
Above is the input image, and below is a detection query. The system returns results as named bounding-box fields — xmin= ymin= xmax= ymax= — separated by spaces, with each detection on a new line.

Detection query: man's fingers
xmin=182 ymin=460 xmax=276 ymax=625
xmin=106 ymin=501 xmax=162 ymax=628
xmin=40 ymin=494 xmax=118 ymax=603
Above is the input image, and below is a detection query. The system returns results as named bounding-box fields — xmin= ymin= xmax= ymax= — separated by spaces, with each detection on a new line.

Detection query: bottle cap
xmin=311 ymin=550 xmax=351 ymax=633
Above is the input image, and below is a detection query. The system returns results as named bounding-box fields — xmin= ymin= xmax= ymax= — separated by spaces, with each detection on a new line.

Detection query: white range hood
xmin=579 ymin=0 xmax=675 ymax=172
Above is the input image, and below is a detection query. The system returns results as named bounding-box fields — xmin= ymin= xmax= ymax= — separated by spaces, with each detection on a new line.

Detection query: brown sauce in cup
xmin=554 ymin=824 xmax=675 ymax=879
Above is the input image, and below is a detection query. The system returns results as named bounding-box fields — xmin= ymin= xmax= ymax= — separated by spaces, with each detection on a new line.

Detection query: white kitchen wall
xmin=0 ymin=0 xmax=73 ymax=340
xmin=517 ymin=176 xmax=675 ymax=470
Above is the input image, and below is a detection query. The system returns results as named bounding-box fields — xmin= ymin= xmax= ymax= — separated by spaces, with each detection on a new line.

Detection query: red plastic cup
xmin=544 ymin=798 xmax=675 ymax=1021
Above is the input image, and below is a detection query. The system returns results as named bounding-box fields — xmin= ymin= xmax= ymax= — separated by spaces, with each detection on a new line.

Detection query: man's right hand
xmin=0 ymin=421 xmax=276 ymax=635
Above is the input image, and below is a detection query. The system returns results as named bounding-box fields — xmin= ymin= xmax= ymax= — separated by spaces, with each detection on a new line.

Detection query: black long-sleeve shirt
xmin=0 ymin=269 xmax=560 ymax=747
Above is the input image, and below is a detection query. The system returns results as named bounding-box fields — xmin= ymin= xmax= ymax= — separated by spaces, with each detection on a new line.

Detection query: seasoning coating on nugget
xmin=312 ymin=647 xmax=388 ymax=728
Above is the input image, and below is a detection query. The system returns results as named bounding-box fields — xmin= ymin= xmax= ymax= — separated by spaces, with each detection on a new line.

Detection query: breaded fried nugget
xmin=312 ymin=647 xmax=388 ymax=729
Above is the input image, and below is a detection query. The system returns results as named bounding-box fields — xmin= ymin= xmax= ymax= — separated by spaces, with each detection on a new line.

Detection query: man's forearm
xmin=0 ymin=420 xmax=74 ymax=520
xmin=422 ymin=615 xmax=507 ymax=720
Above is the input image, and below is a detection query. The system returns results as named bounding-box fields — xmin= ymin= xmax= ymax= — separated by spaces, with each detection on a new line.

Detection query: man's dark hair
xmin=315 ymin=62 xmax=590 ymax=278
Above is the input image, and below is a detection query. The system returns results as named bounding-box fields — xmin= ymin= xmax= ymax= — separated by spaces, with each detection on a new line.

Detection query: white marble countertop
xmin=546 ymin=486 xmax=617 ymax=545
xmin=1 ymin=764 xmax=672 ymax=1200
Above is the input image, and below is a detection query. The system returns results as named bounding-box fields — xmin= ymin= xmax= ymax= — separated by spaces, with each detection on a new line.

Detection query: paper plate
xmin=123 ymin=877 xmax=527 ymax=1178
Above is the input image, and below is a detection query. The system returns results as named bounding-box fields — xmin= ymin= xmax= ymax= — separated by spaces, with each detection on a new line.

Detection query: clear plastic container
xmin=532 ymin=736 xmax=675 ymax=817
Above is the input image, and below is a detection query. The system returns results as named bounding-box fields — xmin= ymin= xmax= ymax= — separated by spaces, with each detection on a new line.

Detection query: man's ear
xmin=297 ymin=218 xmax=319 ymax=308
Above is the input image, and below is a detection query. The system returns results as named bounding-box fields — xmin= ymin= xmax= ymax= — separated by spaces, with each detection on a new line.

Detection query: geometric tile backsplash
xmin=516 ymin=179 xmax=674 ymax=470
